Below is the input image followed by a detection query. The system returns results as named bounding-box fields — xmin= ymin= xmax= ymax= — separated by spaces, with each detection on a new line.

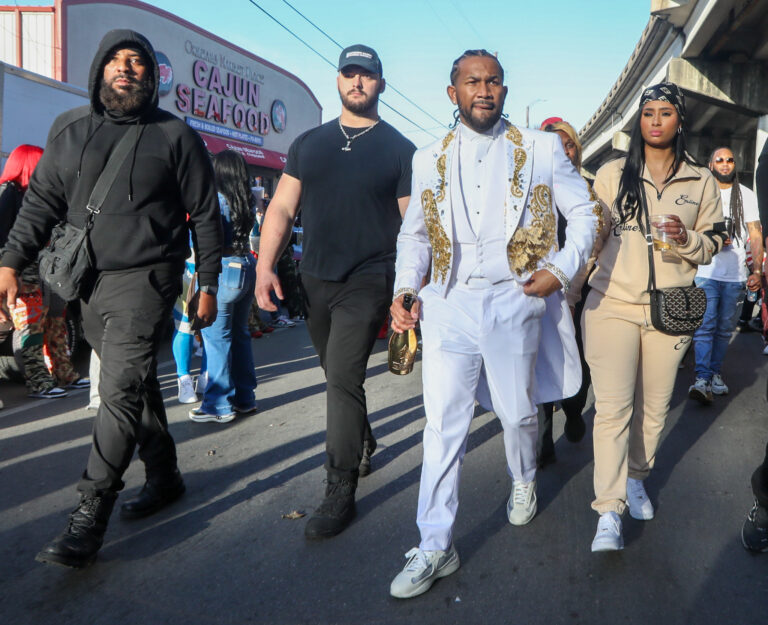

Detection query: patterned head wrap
xmin=640 ymin=82 xmax=686 ymax=122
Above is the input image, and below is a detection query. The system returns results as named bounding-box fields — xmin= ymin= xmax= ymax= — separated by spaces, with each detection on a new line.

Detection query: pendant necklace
xmin=338 ymin=117 xmax=380 ymax=152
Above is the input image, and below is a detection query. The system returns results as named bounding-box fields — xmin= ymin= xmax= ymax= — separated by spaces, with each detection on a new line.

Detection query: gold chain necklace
xmin=338 ymin=117 xmax=380 ymax=152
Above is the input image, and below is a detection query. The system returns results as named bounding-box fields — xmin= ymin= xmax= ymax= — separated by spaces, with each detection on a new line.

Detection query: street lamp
xmin=525 ymin=98 xmax=546 ymax=128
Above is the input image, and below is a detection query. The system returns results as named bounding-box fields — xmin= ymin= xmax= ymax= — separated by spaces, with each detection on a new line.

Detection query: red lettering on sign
xmin=233 ymin=103 xmax=246 ymax=128
xmin=193 ymin=88 xmax=207 ymax=117
xmin=193 ymin=60 xmax=208 ymax=88
xmin=248 ymin=82 xmax=259 ymax=107
xmin=208 ymin=66 xmax=222 ymax=95
xmin=222 ymin=99 xmax=233 ymax=124
xmin=175 ymin=84 xmax=191 ymax=113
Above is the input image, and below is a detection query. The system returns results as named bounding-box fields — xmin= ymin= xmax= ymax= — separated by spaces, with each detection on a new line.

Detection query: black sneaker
xmin=304 ymin=480 xmax=356 ymax=539
xmin=359 ymin=438 xmax=377 ymax=478
xmin=742 ymin=500 xmax=768 ymax=552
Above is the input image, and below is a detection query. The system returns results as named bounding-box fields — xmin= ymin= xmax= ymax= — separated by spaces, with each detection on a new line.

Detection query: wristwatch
xmin=200 ymin=285 xmax=218 ymax=295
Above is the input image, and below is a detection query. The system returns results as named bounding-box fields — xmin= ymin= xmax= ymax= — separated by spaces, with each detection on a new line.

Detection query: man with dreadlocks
xmin=688 ymin=147 xmax=763 ymax=404
xmin=388 ymin=49 xmax=597 ymax=598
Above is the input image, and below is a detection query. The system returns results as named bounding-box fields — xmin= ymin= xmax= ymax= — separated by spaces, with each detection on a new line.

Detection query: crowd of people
xmin=1 ymin=29 xmax=767 ymax=596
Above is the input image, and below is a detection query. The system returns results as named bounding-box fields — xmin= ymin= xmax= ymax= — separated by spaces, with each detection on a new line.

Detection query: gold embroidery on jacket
xmin=587 ymin=183 xmax=604 ymax=236
xmin=422 ymin=189 xmax=451 ymax=283
xmin=436 ymin=155 xmax=447 ymax=202
xmin=511 ymin=148 xmax=527 ymax=198
xmin=505 ymin=123 xmax=523 ymax=146
xmin=441 ymin=130 xmax=455 ymax=152
xmin=507 ymin=184 xmax=556 ymax=275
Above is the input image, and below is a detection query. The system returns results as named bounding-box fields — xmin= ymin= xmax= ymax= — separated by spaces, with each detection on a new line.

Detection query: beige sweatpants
xmin=582 ymin=290 xmax=691 ymax=515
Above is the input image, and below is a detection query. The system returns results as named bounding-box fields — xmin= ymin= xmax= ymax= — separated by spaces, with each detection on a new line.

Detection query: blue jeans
xmin=200 ymin=255 xmax=257 ymax=415
xmin=693 ymin=277 xmax=745 ymax=380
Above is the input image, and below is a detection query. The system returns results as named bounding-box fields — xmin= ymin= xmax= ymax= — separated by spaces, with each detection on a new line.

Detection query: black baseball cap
xmin=338 ymin=44 xmax=382 ymax=76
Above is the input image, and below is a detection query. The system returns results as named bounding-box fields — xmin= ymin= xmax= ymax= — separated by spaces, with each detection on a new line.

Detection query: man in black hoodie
xmin=0 ymin=30 xmax=223 ymax=568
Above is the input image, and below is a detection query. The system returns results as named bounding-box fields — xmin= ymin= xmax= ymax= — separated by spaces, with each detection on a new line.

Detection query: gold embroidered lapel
xmin=422 ymin=130 xmax=455 ymax=283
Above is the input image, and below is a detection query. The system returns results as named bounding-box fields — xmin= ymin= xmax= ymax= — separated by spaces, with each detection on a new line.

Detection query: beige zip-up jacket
xmin=570 ymin=156 xmax=724 ymax=306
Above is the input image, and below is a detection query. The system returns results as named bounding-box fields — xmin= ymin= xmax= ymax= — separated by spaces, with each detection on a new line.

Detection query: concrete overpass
xmin=580 ymin=0 xmax=768 ymax=186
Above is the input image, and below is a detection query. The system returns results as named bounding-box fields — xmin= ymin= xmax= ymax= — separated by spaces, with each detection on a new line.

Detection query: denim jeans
xmin=693 ymin=277 xmax=745 ymax=381
xmin=200 ymin=254 xmax=257 ymax=415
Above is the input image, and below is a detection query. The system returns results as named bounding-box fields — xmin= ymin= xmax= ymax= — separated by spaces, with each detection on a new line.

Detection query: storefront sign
xmin=175 ymin=40 xmax=282 ymax=143
xmin=186 ymin=117 xmax=264 ymax=146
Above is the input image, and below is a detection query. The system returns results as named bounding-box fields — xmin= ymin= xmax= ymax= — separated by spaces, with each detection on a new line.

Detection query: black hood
xmin=88 ymin=29 xmax=159 ymax=122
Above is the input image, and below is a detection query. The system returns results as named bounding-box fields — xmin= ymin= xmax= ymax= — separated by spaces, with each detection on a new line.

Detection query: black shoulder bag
xmin=640 ymin=186 xmax=706 ymax=336
xmin=39 ymin=126 xmax=138 ymax=301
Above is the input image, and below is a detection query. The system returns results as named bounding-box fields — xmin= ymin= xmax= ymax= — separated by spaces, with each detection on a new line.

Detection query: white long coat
xmin=394 ymin=120 xmax=600 ymax=403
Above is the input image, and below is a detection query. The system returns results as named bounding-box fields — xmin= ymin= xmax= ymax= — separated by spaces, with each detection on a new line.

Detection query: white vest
xmin=450 ymin=122 xmax=513 ymax=286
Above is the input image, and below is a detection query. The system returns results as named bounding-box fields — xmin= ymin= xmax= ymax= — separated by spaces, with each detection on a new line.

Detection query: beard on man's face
xmin=339 ymin=87 xmax=379 ymax=115
xmin=457 ymin=96 xmax=503 ymax=133
xmin=711 ymin=168 xmax=736 ymax=184
xmin=99 ymin=74 xmax=153 ymax=116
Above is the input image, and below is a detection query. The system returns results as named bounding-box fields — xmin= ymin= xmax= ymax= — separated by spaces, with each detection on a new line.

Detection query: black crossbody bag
xmin=39 ymin=127 xmax=138 ymax=301
xmin=640 ymin=187 xmax=706 ymax=336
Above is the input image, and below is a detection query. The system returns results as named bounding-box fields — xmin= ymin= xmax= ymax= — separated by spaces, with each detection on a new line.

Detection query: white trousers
xmin=416 ymin=281 xmax=545 ymax=551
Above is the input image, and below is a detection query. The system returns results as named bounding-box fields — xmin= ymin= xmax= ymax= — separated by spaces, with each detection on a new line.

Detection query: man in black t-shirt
xmin=256 ymin=44 xmax=415 ymax=540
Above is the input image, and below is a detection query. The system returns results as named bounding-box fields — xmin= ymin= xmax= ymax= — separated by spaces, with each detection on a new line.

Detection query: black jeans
xmin=77 ymin=267 xmax=181 ymax=495
xmin=301 ymin=272 xmax=392 ymax=484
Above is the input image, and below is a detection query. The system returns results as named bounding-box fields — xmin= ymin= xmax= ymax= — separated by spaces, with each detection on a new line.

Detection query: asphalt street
xmin=1 ymin=321 xmax=767 ymax=625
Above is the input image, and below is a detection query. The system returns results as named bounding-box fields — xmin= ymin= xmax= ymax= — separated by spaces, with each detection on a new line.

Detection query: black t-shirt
xmin=284 ymin=118 xmax=415 ymax=281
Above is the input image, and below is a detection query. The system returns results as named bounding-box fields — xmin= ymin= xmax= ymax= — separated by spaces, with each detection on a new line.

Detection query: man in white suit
xmin=388 ymin=50 xmax=599 ymax=599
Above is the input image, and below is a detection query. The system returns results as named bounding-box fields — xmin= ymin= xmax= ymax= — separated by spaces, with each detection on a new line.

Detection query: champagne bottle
xmin=388 ymin=293 xmax=418 ymax=376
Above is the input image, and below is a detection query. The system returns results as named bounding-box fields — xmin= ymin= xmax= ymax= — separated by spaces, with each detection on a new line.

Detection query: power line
xmin=279 ymin=0 xmax=449 ymax=132
xmin=280 ymin=0 xmax=344 ymax=48
xmin=243 ymin=0 xmax=439 ymax=139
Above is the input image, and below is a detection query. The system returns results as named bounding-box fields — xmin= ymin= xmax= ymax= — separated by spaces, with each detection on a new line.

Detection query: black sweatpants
xmin=77 ymin=267 xmax=181 ymax=495
xmin=537 ymin=288 xmax=591 ymax=456
xmin=753 ymin=441 xmax=768 ymax=508
xmin=301 ymin=272 xmax=391 ymax=484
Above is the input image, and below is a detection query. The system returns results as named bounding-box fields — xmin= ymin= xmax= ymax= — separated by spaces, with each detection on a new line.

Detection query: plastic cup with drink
xmin=650 ymin=214 xmax=679 ymax=251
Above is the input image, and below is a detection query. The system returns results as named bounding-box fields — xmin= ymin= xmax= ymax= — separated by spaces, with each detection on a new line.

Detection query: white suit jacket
xmin=394 ymin=120 xmax=600 ymax=402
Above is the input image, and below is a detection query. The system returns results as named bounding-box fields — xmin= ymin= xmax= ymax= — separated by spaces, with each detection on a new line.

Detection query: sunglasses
xmin=714 ymin=157 xmax=735 ymax=164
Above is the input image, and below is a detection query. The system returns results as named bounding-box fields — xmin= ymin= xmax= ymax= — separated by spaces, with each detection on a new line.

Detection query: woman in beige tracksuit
xmin=579 ymin=83 xmax=725 ymax=551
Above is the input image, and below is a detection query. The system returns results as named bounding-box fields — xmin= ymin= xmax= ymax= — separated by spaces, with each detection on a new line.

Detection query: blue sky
xmin=26 ymin=0 xmax=651 ymax=147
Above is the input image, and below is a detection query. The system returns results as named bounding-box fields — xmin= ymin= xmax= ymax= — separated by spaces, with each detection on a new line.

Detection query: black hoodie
xmin=0 ymin=29 xmax=223 ymax=287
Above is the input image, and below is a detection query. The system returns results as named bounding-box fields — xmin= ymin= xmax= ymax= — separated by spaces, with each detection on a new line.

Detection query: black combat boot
xmin=120 ymin=469 xmax=186 ymax=520
xmin=304 ymin=479 xmax=356 ymax=539
xmin=742 ymin=500 xmax=768 ymax=552
xmin=358 ymin=438 xmax=377 ymax=478
xmin=36 ymin=492 xmax=117 ymax=568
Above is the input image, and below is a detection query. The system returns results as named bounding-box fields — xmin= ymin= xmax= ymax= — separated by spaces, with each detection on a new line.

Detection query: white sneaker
xmin=195 ymin=371 xmax=209 ymax=394
xmin=688 ymin=377 xmax=713 ymax=404
xmin=271 ymin=315 xmax=296 ymax=328
xmin=507 ymin=479 xmax=537 ymax=526
xmin=188 ymin=407 xmax=235 ymax=423
xmin=390 ymin=545 xmax=460 ymax=599
xmin=591 ymin=512 xmax=624 ymax=552
xmin=711 ymin=374 xmax=729 ymax=395
xmin=177 ymin=375 xmax=198 ymax=404
xmin=626 ymin=477 xmax=654 ymax=520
